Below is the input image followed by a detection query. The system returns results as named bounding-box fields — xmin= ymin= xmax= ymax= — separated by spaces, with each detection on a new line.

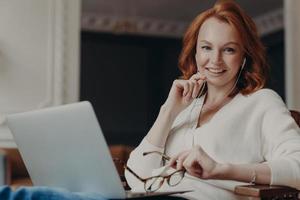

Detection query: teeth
xmin=207 ymin=68 xmax=225 ymax=73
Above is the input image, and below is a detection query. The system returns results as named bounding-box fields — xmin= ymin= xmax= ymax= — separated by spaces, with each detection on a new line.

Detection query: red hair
xmin=178 ymin=0 xmax=269 ymax=95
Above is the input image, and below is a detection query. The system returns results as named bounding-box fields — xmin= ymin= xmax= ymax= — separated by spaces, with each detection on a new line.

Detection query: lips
xmin=205 ymin=67 xmax=226 ymax=74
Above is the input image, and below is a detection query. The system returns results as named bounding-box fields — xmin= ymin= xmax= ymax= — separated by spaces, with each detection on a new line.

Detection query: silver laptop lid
xmin=7 ymin=101 xmax=126 ymax=199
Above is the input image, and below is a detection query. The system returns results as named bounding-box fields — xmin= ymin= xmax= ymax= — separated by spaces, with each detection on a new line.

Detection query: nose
xmin=211 ymin=50 xmax=223 ymax=65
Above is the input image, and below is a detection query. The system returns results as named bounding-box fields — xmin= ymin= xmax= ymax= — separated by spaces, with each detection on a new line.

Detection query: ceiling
xmin=81 ymin=0 xmax=283 ymax=37
xmin=82 ymin=0 xmax=283 ymax=22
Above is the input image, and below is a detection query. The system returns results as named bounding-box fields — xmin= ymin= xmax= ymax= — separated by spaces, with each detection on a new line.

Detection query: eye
xmin=223 ymin=47 xmax=236 ymax=54
xmin=201 ymin=46 xmax=212 ymax=51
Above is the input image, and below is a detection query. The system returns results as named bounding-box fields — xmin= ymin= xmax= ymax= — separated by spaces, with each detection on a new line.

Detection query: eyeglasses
xmin=124 ymin=151 xmax=185 ymax=192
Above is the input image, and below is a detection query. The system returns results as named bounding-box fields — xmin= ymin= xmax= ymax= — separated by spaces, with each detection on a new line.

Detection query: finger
xmin=182 ymin=154 xmax=195 ymax=171
xmin=184 ymin=159 xmax=203 ymax=177
xmin=168 ymin=151 xmax=187 ymax=168
xmin=188 ymin=170 xmax=202 ymax=178
xmin=169 ymin=151 xmax=186 ymax=169
xmin=169 ymin=157 xmax=178 ymax=168
xmin=197 ymin=78 xmax=206 ymax=86
xmin=182 ymin=148 xmax=202 ymax=169
xmin=183 ymin=158 xmax=202 ymax=172
xmin=190 ymin=72 xmax=206 ymax=81
xmin=185 ymin=81 xmax=194 ymax=100
xmin=183 ymin=159 xmax=203 ymax=178
xmin=173 ymin=80 xmax=184 ymax=93
xmin=176 ymin=157 xmax=184 ymax=170
xmin=192 ymin=81 xmax=200 ymax=98
xmin=182 ymin=81 xmax=189 ymax=96
xmin=176 ymin=152 xmax=190 ymax=170
xmin=189 ymin=74 xmax=205 ymax=89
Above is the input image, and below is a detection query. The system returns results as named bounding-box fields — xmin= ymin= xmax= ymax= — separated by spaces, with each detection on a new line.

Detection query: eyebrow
xmin=199 ymin=40 xmax=240 ymax=47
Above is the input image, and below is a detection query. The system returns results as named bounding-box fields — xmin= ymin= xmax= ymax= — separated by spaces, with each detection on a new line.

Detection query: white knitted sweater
xmin=125 ymin=89 xmax=300 ymax=200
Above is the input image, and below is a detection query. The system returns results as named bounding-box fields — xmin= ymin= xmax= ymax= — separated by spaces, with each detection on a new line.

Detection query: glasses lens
xmin=144 ymin=177 xmax=164 ymax=192
xmin=168 ymin=171 xmax=184 ymax=186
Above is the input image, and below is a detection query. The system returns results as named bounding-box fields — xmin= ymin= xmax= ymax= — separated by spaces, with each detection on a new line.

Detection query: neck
xmin=205 ymin=82 xmax=235 ymax=105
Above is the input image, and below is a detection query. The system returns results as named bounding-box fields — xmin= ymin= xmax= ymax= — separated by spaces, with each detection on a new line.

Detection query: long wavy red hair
xmin=178 ymin=0 xmax=269 ymax=95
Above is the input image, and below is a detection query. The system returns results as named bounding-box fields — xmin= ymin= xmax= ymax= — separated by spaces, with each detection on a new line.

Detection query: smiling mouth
xmin=205 ymin=68 xmax=227 ymax=74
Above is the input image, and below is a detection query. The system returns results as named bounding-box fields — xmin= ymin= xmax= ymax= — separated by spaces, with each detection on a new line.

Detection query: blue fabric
xmin=0 ymin=186 xmax=107 ymax=200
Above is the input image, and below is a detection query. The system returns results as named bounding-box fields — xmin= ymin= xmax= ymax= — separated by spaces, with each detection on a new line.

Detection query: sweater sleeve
xmin=261 ymin=93 xmax=300 ymax=189
xmin=125 ymin=138 xmax=165 ymax=190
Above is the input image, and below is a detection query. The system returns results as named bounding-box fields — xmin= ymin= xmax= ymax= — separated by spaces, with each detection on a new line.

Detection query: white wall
xmin=284 ymin=0 xmax=300 ymax=111
xmin=0 ymin=0 xmax=81 ymax=147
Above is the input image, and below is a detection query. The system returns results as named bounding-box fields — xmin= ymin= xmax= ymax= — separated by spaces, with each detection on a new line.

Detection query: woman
xmin=125 ymin=1 xmax=300 ymax=199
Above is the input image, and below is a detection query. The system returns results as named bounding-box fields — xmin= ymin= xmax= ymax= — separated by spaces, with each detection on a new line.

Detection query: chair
xmin=234 ymin=110 xmax=300 ymax=200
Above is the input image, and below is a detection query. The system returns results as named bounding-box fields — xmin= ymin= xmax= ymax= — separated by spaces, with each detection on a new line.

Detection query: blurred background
xmin=1 ymin=0 xmax=299 ymax=148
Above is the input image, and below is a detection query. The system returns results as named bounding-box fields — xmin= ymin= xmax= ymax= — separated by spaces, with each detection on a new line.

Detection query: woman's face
xmin=195 ymin=17 xmax=244 ymax=90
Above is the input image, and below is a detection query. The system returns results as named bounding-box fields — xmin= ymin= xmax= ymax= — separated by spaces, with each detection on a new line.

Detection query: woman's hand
xmin=168 ymin=145 xmax=221 ymax=179
xmin=163 ymin=73 xmax=206 ymax=116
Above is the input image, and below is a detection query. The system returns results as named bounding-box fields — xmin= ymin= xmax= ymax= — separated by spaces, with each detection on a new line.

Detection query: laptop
xmin=6 ymin=101 xmax=191 ymax=199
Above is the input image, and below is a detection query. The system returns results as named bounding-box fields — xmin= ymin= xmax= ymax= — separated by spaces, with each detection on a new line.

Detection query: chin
xmin=206 ymin=77 xmax=235 ymax=88
xmin=206 ymin=80 xmax=226 ymax=87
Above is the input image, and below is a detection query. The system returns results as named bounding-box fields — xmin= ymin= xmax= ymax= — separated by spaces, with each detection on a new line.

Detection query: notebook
xmin=6 ymin=101 xmax=191 ymax=199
